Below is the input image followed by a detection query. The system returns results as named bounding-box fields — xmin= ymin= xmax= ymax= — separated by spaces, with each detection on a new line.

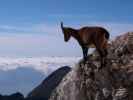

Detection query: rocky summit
xmin=49 ymin=32 xmax=133 ymax=100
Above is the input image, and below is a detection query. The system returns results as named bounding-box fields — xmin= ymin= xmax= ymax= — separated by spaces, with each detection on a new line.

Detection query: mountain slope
xmin=27 ymin=66 xmax=71 ymax=100
xmin=49 ymin=32 xmax=133 ymax=100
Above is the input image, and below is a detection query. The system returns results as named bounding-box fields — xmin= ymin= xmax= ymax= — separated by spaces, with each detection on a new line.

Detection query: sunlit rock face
xmin=49 ymin=32 xmax=133 ymax=100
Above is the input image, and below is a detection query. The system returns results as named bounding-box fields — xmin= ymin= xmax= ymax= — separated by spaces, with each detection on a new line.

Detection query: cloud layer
xmin=0 ymin=57 xmax=80 ymax=73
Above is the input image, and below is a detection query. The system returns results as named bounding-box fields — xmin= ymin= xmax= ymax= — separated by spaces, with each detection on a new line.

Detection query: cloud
xmin=0 ymin=23 xmax=60 ymax=35
xmin=0 ymin=57 xmax=80 ymax=73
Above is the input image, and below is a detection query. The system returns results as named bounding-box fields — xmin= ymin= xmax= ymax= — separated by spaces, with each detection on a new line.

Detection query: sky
xmin=0 ymin=0 xmax=133 ymax=57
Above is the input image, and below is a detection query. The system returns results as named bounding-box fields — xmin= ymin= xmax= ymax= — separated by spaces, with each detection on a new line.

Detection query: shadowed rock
xmin=27 ymin=66 xmax=71 ymax=100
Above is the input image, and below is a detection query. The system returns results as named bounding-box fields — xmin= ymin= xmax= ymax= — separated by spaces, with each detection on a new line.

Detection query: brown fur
xmin=61 ymin=22 xmax=110 ymax=68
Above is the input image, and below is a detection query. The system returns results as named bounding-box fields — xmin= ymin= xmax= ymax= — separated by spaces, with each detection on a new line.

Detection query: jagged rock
xmin=49 ymin=32 xmax=133 ymax=100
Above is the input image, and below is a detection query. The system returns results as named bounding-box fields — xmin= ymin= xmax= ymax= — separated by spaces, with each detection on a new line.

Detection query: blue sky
xmin=0 ymin=0 xmax=133 ymax=57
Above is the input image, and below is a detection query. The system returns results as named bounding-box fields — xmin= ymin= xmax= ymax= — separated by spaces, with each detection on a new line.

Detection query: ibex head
xmin=61 ymin=22 xmax=71 ymax=42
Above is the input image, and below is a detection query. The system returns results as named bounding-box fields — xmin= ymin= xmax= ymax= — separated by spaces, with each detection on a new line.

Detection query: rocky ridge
xmin=49 ymin=32 xmax=133 ymax=100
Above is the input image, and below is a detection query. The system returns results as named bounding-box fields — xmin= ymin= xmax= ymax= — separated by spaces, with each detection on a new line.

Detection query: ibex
xmin=61 ymin=22 xmax=110 ymax=68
